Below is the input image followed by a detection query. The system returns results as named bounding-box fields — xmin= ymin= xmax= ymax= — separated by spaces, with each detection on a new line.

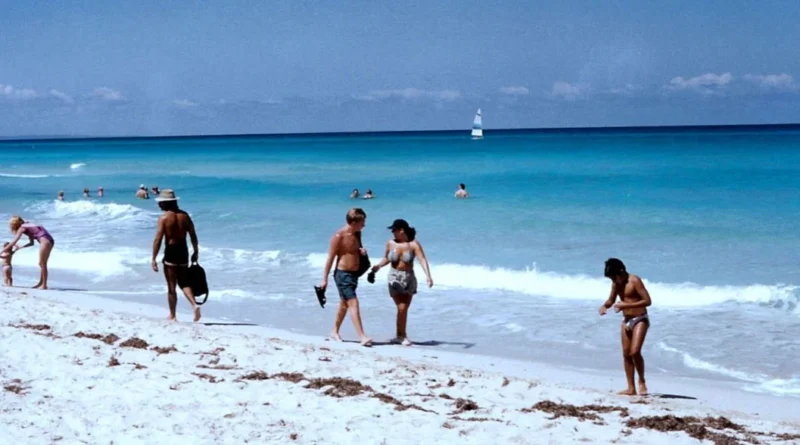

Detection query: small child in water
xmin=1 ymin=242 xmax=15 ymax=286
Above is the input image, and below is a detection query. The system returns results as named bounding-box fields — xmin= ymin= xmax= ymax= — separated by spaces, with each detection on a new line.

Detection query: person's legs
xmin=390 ymin=290 xmax=413 ymax=344
xmin=619 ymin=322 xmax=636 ymax=395
xmin=33 ymin=240 xmax=54 ymax=290
xmin=3 ymin=266 xmax=12 ymax=286
xmin=345 ymin=297 xmax=371 ymax=346
xmin=630 ymin=319 xmax=650 ymax=395
xmin=163 ymin=266 xmax=179 ymax=321
xmin=176 ymin=267 xmax=201 ymax=322
xmin=330 ymin=299 xmax=347 ymax=341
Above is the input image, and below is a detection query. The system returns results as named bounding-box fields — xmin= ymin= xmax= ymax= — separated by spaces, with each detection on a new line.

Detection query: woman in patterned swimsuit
xmin=4 ymin=216 xmax=55 ymax=289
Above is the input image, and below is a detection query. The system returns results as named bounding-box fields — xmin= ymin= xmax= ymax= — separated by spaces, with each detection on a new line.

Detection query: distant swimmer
xmin=83 ymin=188 xmax=90 ymax=198
xmin=455 ymin=183 xmax=469 ymax=199
xmin=370 ymin=219 xmax=434 ymax=346
xmin=1 ymin=242 xmax=15 ymax=287
xmin=97 ymin=187 xmax=104 ymax=197
xmin=152 ymin=185 xmax=160 ymax=196
xmin=319 ymin=208 xmax=373 ymax=346
xmin=599 ymin=258 xmax=652 ymax=396
xmin=363 ymin=189 xmax=374 ymax=200
xmin=350 ymin=188 xmax=360 ymax=199
xmin=57 ymin=191 xmax=65 ymax=201
xmin=136 ymin=184 xmax=149 ymax=200
xmin=151 ymin=189 xmax=201 ymax=322
xmin=4 ymin=216 xmax=55 ymax=290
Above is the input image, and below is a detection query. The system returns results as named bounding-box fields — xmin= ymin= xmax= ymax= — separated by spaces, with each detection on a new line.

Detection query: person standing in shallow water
xmin=4 ymin=216 xmax=55 ymax=289
xmin=599 ymin=258 xmax=652 ymax=396
xmin=319 ymin=208 xmax=372 ymax=346
xmin=370 ymin=219 xmax=433 ymax=346
xmin=151 ymin=189 xmax=201 ymax=322
xmin=455 ymin=183 xmax=469 ymax=199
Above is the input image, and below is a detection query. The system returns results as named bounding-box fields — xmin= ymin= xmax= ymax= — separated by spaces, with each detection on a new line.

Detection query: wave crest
xmin=306 ymin=254 xmax=799 ymax=308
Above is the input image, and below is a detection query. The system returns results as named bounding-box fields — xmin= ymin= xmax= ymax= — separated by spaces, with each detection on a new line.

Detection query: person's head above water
xmin=345 ymin=208 xmax=367 ymax=229
xmin=459 ymin=183 xmax=466 ymax=190
xmin=604 ymin=258 xmax=628 ymax=284
xmin=8 ymin=216 xmax=24 ymax=233
xmin=387 ymin=218 xmax=416 ymax=242
xmin=155 ymin=189 xmax=179 ymax=211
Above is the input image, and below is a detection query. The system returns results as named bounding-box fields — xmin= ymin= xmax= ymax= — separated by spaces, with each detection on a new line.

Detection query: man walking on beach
xmin=319 ymin=208 xmax=373 ymax=346
xmin=599 ymin=258 xmax=652 ymax=396
xmin=151 ymin=189 xmax=201 ymax=322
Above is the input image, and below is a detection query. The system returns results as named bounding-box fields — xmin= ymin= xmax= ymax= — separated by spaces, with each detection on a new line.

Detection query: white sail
xmin=471 ymin=108 xmax=483 ymax=139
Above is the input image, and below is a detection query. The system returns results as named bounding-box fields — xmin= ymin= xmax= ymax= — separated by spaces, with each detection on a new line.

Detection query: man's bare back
xmin=332 ymin=227 xmax=364 ymax=272
xmin=159 ymin=210 xmax=195 ymax=247
xmin=152 ymin=194 xmax=200 ymax=323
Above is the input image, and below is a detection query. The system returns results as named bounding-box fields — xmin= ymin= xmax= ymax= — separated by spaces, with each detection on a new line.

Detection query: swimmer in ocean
xmin=455 ymin=183 xmax=469 ymax=199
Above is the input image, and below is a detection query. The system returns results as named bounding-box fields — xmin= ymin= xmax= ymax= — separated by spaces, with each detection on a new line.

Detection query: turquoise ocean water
xmin=0 ymin=126 xmax=798 ymax=397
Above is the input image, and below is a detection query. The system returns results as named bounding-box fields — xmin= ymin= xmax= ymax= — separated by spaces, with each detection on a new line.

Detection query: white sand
xmin=1 ymin=288 xmax=798 ymax=445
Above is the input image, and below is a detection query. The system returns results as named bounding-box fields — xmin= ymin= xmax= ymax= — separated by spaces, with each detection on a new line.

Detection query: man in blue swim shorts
xmin=319 ymin=208 xmax=373 ymax=346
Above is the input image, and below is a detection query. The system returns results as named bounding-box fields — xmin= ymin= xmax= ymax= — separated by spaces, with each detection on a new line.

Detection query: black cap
xmin=387 ymin=219 xmax=410 ymax=231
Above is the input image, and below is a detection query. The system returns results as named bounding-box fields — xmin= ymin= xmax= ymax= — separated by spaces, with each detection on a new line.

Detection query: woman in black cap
xmin=370 ymin=218 xmax=433 ymax=346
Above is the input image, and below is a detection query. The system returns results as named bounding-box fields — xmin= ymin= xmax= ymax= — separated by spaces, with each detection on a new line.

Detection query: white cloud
xmin=499 ymin=86 xmax=529 ymax=96
xmin=90 ymin=87 xmax=125 ymax=101
xmin=0 ymin=84 xmax=38 ymax=100
xmin=49 ymin=89 xmax=74 ymax=104
xmin=550 ymin=81 xmax=588 ymax=100
xmin=361 ymin=88 xmax=461 ymax=101
xmin=173 ymin=99 xmax=198 ymax=108
xmin=743 ymin=73 xmax=796 ymax=90
xmin=667 ymin=73 xmax=732 ymax=94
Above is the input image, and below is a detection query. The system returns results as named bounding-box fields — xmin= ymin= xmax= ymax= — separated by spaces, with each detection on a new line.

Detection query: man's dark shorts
xmin=334 ymin=270 xmax=359 ymax=301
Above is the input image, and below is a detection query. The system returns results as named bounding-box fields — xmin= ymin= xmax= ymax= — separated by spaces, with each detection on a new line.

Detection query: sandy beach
xmin=1 ymin=288 xmax=798 ymax=444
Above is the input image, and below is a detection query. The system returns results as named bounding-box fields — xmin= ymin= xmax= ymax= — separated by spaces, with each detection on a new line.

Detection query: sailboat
xmin=471 ymin=109 xmax=483 ymax=140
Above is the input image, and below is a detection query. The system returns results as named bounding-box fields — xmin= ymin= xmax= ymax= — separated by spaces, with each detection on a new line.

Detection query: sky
xmin=1 ymin=0 xmax=800 ymax=136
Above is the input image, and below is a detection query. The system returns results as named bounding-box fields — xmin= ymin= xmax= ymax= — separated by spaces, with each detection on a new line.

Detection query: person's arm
xmin=151 ymin=216 xmax=164 ymax=272
xmin=319 ymin=234 xmax=340 ymax=289
xmin=188 ymin=217 xmax=199 ymax=263
xmin=3 ymin=229 xmax=31 ymax=253
xmin=599 ymin=283 xmax=617 ymax=315
xmin=413 ymin=240 xmax=434 ymax=287
xmin=614 ymin=277 xmax=652 ymax=310
xmin=371 ymin=241 xmax=391 ymax=273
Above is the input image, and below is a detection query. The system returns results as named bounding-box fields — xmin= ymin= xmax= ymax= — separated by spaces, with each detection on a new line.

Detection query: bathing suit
xmin=388 ymin=241 xmax=415 ymax=263
xmin=333 ymin=269 xmax=359 ymax=300
xmin=23 ymin=224 xmax=54 ymax=245
xmin=624 ymin=313 xmax=649 ymax=331
xmin=387 ymin=241 xmax=418 ymax=294
xmin=388 ymin=268 xmax=417 ymax=295
xmin=162 ymin=242 xmax=190 ymax=267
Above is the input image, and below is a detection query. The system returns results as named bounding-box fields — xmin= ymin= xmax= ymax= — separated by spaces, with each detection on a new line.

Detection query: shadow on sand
xmin=341 ymin=339 xmax=476 ymax=349
xmin=201 ymin=322 xmax=260 ymax=327
xmin=48 ymin=287 xmax=90 ymax=292
xmin=646 ymin=393 xmax=698 ymax=400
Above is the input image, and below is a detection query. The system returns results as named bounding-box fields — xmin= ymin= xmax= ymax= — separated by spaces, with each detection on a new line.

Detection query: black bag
xmin=188 ymin=262 xmax=209 ymax=305
xmin=356 ymin=232 xmax=371 ymax=277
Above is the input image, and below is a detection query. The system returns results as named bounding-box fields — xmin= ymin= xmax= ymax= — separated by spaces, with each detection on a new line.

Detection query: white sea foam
xmin=306 ymin=253 xmax=799 ymax=308
xmin=10 ymin=246 xmax=143 ymax=282
xmin=70 ymin=162 xmax=86 ymax=170
xmin=0 ymin=173 xmax=51 ymax=178
xmin=26 ymin=200 xmax=156 ymax=225
xmin=659 ymin=342 xmax=800 ymax=397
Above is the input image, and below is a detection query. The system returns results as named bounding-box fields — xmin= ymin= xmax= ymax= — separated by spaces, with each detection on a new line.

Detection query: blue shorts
xmin=334 ymin=270 xmax=359 ymax=300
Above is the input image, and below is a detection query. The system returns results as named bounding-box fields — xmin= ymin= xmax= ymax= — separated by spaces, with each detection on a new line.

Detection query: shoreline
xmin=2 ymin=287 xmax=798 ymax=444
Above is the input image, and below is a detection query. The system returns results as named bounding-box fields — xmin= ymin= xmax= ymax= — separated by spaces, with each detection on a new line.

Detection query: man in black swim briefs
xmin=151 ymin=189 xmax=202 ymax=322
xmin=319 ymin=208 xmax=373 ymax=346
xmin=599 ymin=258 xmax=653 ymax=396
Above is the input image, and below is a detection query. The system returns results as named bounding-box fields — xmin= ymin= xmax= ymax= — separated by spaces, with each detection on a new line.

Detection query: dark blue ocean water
xmin=1 ymin=126 xmax=798 ymax=397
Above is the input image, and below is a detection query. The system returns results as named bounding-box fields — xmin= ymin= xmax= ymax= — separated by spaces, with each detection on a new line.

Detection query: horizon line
xmin=1 ymin=122 xmax=799 ymax=144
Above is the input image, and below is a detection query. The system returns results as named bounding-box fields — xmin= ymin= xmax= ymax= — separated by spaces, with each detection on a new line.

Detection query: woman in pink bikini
xmin=4 ymin=216 xmax=55 ymax=289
